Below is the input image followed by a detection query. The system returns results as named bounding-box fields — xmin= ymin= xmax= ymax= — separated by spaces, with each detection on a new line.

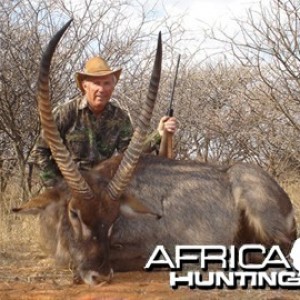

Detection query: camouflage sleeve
xmin=116 ymin=111 xmax=161 ymax=154
xmin=29 ymin=135 xmax=61 ymax=187
xmin=142 ymin=130 xmax=161 ymax=154
xmin=117 ymin=114 xmax=134 ymax=153
xmin=30 ymin=102 xmax=76 ymax=187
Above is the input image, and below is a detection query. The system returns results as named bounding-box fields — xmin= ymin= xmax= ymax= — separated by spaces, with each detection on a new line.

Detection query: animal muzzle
xmin=80 ymin=267 xmax=114 ymax=285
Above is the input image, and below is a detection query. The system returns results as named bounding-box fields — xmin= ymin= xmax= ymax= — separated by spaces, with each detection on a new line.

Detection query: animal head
xmin=13 ymin=20 xmax=162 ymax=285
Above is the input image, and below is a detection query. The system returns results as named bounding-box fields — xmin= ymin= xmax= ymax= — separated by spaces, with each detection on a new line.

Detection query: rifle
xmin=159 ymin=54 xmax=181 ymax=158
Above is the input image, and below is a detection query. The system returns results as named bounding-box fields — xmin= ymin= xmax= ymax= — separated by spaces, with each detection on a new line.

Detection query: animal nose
xmin=82 ymin=269 xmax=113 ymax=285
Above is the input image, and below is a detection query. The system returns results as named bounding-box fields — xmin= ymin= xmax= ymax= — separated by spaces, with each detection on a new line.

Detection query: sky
xmin=69 ymin=0 xmax=271 ymax=41
xmin=157 ymin=0 xmax=269 ymax=30
xmin=66 ymin=0 xmax=272 ymax=61
xmin=143 ymin=0 xmax=272 ymax=60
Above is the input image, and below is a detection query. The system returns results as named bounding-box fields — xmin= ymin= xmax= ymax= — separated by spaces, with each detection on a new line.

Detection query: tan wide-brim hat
xmin=75 ymin=56 xmax=122 ymax=93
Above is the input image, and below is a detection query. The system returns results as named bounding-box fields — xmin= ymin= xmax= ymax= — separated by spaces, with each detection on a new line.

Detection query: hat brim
xmin=75 ymin=68 xmax=122 ymax=93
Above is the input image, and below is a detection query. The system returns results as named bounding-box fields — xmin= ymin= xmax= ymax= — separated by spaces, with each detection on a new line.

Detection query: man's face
xmin=82 ymin=75 xmax=115 ymax=114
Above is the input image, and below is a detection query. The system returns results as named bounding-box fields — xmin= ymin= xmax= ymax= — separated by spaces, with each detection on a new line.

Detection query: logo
xmin=144 ymin=240 xmax=300 ymax=289
xmin=290 ymin=238 xmax=300 ymax=275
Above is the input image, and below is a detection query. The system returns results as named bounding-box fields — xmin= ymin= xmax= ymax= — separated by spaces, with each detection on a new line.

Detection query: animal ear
xmin=12 ymin=188 xmax=61 ymax=215
xmin=119 ymin=193 xmax=161 ymax=219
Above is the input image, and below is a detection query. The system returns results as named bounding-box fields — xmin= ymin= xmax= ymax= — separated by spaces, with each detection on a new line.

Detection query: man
xmin=30 ymin=56 xmax=177 ymax=187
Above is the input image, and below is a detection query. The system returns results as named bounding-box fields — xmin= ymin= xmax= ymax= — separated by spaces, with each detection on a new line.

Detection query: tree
xmin=0 ymin=0 xmax=193 ymax=200
xmin=205 ymin=0 xmax=300 ymax=179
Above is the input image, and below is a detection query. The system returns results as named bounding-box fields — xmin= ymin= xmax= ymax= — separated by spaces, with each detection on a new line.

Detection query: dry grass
xmin=0 ymin=182 xmax=40 ymax=251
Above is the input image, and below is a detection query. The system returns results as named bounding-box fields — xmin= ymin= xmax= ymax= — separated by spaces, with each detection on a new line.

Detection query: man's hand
xmin=157 ymin=116 xmax=177 ymax=137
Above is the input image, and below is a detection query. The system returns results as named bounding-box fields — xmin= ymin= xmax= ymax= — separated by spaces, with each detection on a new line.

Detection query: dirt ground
xmin=1 ymin=241 xmax=300 ymax=300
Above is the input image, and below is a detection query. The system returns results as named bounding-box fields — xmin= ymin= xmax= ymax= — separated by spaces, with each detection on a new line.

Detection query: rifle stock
xmin=159 ymin=131 xmax=174 ymax=158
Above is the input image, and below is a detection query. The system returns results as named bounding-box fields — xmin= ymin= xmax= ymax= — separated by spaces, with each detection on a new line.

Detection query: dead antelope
xmin=13 ymin=21 xmax=297 ymax=285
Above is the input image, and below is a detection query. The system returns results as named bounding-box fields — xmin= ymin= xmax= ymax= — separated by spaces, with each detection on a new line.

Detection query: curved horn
xmin=37 ymin=20 xmax=94 ymax=199
xmin=106 ymin=32 xmax=162 ymax=200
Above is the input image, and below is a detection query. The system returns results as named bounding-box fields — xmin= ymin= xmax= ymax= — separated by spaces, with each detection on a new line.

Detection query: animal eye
xmin=69 ymin=209 xmax=78 ymax=219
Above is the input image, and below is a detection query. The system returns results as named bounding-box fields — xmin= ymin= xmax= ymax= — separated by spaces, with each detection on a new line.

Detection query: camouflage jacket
xmin=30 ymin=96 xmax=161 ymax=187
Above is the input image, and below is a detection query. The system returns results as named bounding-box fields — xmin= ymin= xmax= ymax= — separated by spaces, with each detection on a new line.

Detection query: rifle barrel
xmin=168 ymin=54 xmax=181 ymax=116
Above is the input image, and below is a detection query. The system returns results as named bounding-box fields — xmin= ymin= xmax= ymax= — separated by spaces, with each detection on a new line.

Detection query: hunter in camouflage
xmin=30 ymin=56 xmax=176 ymax=187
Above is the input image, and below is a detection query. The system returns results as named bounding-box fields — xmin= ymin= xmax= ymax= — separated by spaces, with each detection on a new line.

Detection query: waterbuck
xmin=13 ymin=21 xmax=297 ymax=285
